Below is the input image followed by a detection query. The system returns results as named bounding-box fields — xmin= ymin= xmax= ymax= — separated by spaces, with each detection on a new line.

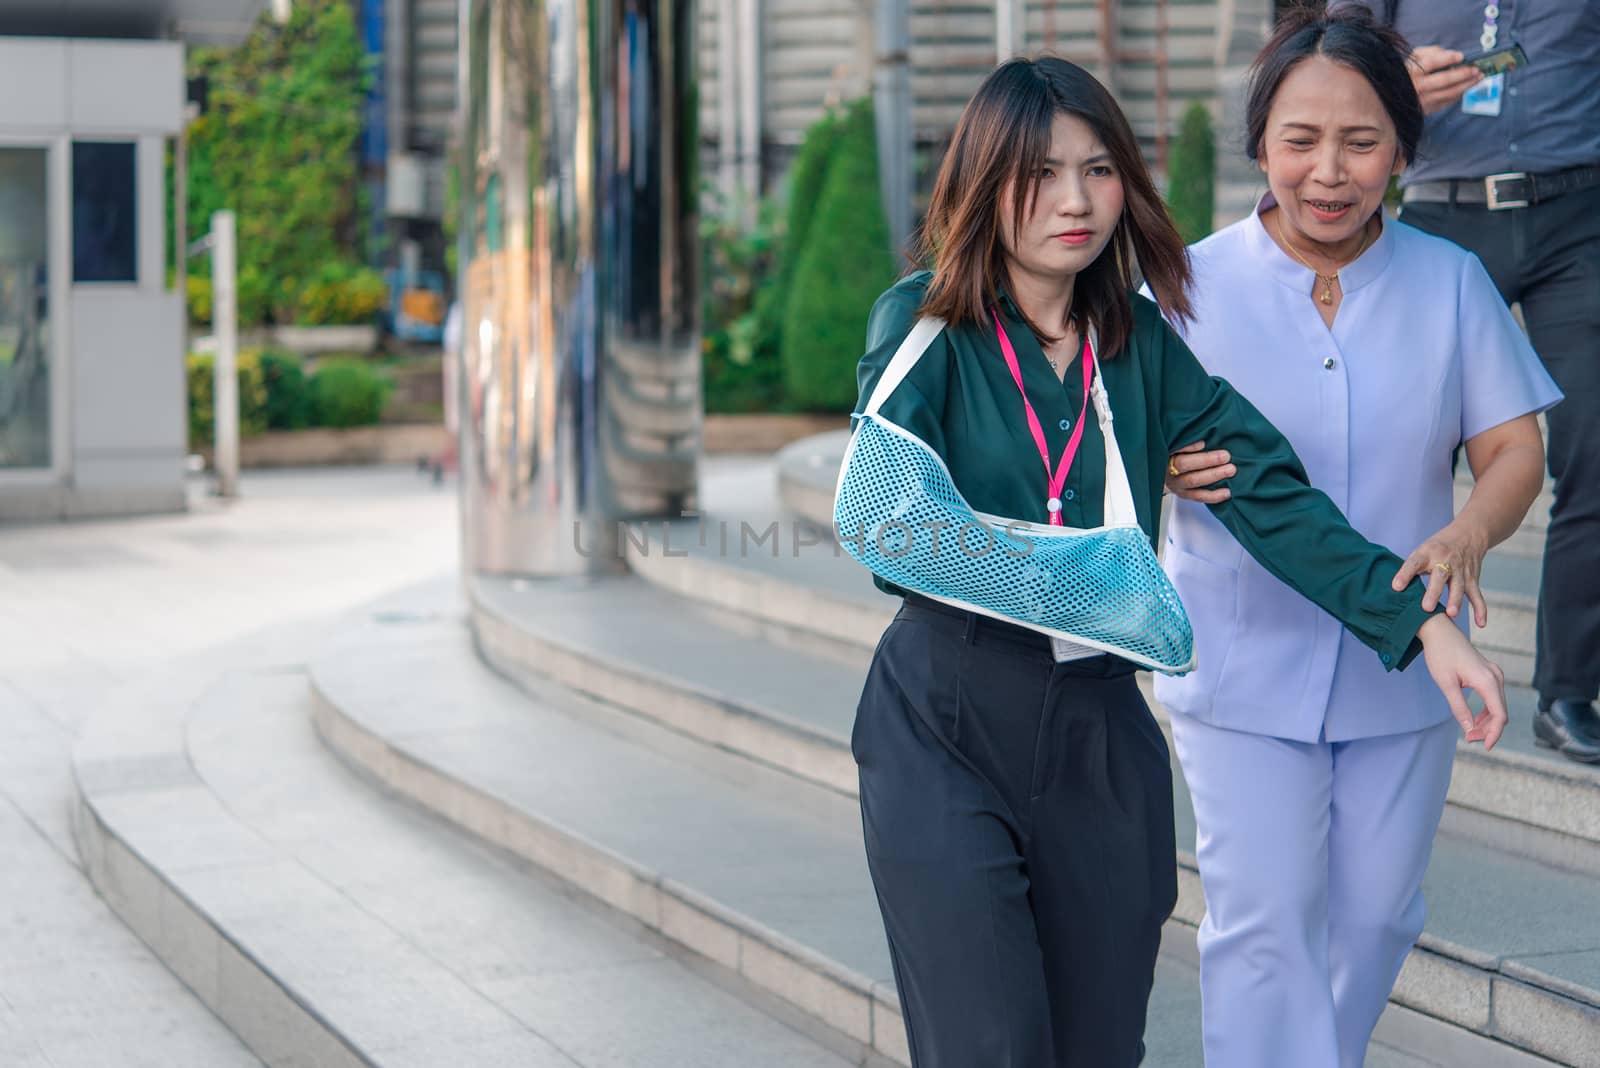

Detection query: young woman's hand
xmin=1165 ymin=441 xmax=1235 ymax=504
xmin=1418 ymin=614 xmax=1507 ymax=749
xmin=1391 ymin=519 xmax=1491 ymax=627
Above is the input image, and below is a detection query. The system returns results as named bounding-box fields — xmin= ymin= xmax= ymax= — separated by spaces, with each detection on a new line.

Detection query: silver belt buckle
xmin=1485 ymin=172 xmax=1531 ymax=210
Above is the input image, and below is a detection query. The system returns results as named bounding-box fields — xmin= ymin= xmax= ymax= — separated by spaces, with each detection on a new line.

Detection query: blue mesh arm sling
xmin=834 ymin=316 xmax=1197 ymax=674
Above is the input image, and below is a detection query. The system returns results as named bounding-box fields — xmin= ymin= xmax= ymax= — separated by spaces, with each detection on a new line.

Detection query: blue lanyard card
xmin=1462 ymin=72 xmax=1504 ymax=117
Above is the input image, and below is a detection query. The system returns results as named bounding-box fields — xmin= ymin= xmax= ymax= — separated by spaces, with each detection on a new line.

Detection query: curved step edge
xmin=71 ymin=694 xmax=376 ymax=1068
xmin=307 ymin=667 xmax=913 ymax=1067
xmin=471 ymin=588 xmax=861 ymax=798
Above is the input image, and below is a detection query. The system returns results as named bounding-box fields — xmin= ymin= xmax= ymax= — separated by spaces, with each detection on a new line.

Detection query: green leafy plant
xmin=294 ymin=261 xmax=387 ymax=325
xmin=307 ymin=357 xmax=393 ymax=428
xmin=1167 ymin=102 xmax=1217 ymax=244
xmin=186 ymin=351 xmax=268 ymax=448
xmin=700 ymin=189 xmax=788 ymax=413
xmin=443 ymin=156 xmax=460 ymax=281
xmin=186 ymin=274 xmax=212 ymax=326
xmin=186 ymin=268 xmax=278 ymax=329
xmin=780 ymin=97 xmax=896 ymax=412
xmin=257 ymin=349 xmax=311 ymax=430
xmin=184 ymin=0 xmax=369 ymax=327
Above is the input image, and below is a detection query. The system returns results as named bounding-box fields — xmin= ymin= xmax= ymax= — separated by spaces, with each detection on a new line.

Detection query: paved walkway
xmin=0 ymin=467 xmax=458 ymax=1066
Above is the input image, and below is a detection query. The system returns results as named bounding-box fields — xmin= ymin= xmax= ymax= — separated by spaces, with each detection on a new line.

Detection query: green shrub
xmin=700 ymin=191 xmax=788 ymax=413
xmin=294 ymin=262 xmax=388 ymax=325
xmin=186 ymin=350 xmax=268 ymax=448
xmin=781 ymin=108 xmax=841 ymax=294
xmin=1167 ymin=102 xmax=1216 ymax=244
xmin=308 ymin=357 xmax=392 ymax=428
xmin=780 ymin=98 xmax=896 ymax=412
xmin=187 ymin=274 xmax=212 ymax=326
xmin=257 ymin=349 xmax=311 ymax=430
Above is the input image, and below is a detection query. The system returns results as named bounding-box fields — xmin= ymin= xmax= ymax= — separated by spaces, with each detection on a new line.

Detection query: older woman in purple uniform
xmin=1155 ymin=11 xmax=1560 ymax=1068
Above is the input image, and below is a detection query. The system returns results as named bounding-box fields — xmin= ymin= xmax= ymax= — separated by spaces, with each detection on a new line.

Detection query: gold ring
xmin=1168 ymin=459 xmax=1181 ymax=478
xmin=1434 ymin=562 xmax=1452 ymax=574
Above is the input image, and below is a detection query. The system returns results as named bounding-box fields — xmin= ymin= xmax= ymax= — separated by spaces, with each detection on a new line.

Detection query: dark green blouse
xmin=853 ymin=271 xmax=1435 ymax=671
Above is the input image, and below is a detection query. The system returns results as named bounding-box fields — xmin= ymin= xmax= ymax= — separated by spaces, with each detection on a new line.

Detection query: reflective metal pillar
xmin=458 ymin=0 xmax=701 ymax=576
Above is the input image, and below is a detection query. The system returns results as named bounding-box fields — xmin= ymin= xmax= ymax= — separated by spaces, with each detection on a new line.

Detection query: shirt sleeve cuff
xmin=1380 ymin=593 xmax=1439 ymax=673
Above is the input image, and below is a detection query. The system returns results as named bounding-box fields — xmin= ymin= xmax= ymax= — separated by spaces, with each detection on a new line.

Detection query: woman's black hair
xmin=1245 ymin=6 xmax=1423 ymax=165
xmin=918 ymin=56 xmax=1193 ymax=358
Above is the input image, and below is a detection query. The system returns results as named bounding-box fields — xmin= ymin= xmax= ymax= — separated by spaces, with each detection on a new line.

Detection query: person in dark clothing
xmin=1330 ymin=0 xmax=1600 ymax=762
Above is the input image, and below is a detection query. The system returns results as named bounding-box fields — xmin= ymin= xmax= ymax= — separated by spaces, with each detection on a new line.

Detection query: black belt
xmin=1401 ymin=165 xmax=1600 ymax=211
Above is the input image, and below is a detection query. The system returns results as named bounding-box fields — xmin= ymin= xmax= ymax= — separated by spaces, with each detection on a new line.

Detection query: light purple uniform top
xmin=1151 ymin=199 xmax=1563 ymax=742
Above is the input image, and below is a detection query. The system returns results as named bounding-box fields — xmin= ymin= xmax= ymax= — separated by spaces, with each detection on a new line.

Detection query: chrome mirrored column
xmin=458 ymin=0 xmax=701 ymax=576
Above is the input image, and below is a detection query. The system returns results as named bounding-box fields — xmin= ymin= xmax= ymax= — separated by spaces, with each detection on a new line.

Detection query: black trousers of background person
xmin=1400 ymin=188 xmax=1600 ymax=703
xmin=853 ymin=594 xmax=1178 ymax=1067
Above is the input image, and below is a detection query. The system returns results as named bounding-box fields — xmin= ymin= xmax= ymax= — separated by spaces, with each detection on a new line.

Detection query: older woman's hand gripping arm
xmin=1390 ymin=414 xmax=1546 ymax=626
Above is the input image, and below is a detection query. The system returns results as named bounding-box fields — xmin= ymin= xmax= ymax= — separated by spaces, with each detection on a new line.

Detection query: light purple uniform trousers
xmin=1150 ymin=203 xmax=1562 ymax=1068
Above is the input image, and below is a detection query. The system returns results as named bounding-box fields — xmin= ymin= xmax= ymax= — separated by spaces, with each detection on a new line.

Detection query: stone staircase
xmin=69 ymin=452 xmax=1596 ymax=1066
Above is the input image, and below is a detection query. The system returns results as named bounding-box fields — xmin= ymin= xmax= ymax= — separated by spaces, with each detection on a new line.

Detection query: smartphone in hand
xmin=1454 ymin=42 xmax=1529 ymax=75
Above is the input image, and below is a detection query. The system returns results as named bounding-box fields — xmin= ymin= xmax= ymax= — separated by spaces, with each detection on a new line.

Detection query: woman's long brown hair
xmin=916 ymin=57 xmax=1193 ymax=358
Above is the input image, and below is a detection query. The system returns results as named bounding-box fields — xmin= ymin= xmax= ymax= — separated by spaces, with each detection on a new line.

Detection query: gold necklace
xmin=1274 ymin=214 xmax=1376 ymax=305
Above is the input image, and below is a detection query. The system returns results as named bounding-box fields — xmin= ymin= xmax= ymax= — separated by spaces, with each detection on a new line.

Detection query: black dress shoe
xmin=1533 ymin=699 xmax=1600 ymax=764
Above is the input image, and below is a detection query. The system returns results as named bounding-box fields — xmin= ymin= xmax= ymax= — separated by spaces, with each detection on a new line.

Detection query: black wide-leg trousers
xmin=853 ymin=595 xmax=1179 ymax=1067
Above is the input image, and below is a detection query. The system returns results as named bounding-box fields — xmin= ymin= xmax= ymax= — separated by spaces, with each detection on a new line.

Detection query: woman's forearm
xmin=1455 ymin=441 xmax=1545 ymax=550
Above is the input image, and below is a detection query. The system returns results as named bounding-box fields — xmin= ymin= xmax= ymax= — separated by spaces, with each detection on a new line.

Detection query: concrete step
xmin=312 ymin=593 xmax=1463 ymax=1068
xmin=71 ymin=604 xmax=880 ymax=1067
xmin=459 ymin=569 xmax=1597 ymax=1065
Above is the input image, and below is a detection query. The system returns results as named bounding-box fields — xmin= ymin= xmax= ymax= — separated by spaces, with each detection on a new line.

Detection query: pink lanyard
xmin=991 ymin=308 xmax=1093 ymax=526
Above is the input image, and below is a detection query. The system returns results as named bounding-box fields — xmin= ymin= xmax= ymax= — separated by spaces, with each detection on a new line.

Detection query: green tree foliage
xmin=1167 ymin=102 xmax=1217 ymax=245
xmin=186 ymin=0 xmax=370 ymax=326
xmin=293 ymin=261 xmax=388 ymax=325
xmin=780 ymin=98 xmax=896 ymax=412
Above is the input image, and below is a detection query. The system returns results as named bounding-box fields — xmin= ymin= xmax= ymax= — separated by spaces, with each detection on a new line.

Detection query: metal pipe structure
xmin=211 ymin=211 xmax=239 ymax=499
xmin=458 ymin=0 xmax=701 ymax=576
xmin=716 ymin=0 xmax=738 ymax=202
xmin=873 ymin=0 xmax=912 ymax=258
xmin=1031 ymin=0 xmax=1173 ymax=169
xmin=996 ymin=0 xmax=1023 ymax=63
xmin=1155 ymin=0 xmax=1170 ymax=170
xmin=735 ymin=0 xmax=761 ymax=226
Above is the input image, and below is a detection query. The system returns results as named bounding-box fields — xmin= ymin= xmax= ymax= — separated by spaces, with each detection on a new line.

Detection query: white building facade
xmin=0 ymin=33 xmax=187 ymax=519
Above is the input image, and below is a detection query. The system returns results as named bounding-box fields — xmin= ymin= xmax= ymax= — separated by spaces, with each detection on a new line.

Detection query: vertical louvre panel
xmin=412 ymin=0 xmax=460 ymax=152
xmin=690 ymin=0 xmax=1248 ymax=202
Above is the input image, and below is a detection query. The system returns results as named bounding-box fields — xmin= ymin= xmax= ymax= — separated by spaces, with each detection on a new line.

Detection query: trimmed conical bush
xmin=1167 ymin=102 xmax=1216 ymax=245
xmin=780 ymin=97 xmax=897 ymax=412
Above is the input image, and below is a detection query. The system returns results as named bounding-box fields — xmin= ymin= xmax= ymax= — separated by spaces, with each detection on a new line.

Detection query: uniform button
xmin=1508 ymin=86 xmax=1519 ymax=96
xmin=1059 ymin=418 xmax=1071 ymax=431
xmin=1323 ymin=357 xmax=1337 ymax=370
xmin=1509 ymin=142 xmax=1519 ymax=153
xmin=1382 ymin=652 xmax=1393 ymax=665
xmin=1063 ymin=489 xmax=1076 ymax=501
